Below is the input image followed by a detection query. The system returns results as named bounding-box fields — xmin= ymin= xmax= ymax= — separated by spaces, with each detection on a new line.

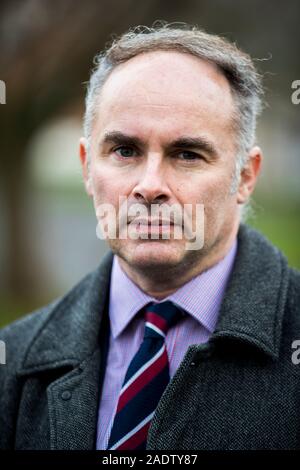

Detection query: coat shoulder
xmin=0 ymin=300 xmax=59 ymax=369
xmin=0 ymin=254 xmax=113 ymax=449
xmin=0 ymin=268 xmax=97 ymax=373
xmin=0 ymin=299 xmax=63 ymax=449
xmin=287 ymin=266 xmax=300 ymax=312
xmin=289 ymin=266 xmax=300 ymax=286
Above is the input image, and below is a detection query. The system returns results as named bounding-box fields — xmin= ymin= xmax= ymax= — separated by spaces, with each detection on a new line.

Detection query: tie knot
xmin=143 ymin=300 xmax=184 ymax=339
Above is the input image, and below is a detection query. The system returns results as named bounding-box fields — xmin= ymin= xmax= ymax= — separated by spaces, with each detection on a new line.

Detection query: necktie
xmin=107 ymin=300 xmax=184 ymax=450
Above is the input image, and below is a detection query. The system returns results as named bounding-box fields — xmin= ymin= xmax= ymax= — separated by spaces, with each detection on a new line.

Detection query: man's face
xmin=80 ymin=51 xmax=256 ymax=274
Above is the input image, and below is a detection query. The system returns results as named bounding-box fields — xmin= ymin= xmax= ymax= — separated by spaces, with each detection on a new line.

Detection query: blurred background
xmin=0 ymin=0 xmax=299 ymax=327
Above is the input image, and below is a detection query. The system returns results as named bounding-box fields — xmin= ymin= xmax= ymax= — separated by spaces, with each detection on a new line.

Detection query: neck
xmin=117 ymin=229 xmax=238 ymax=300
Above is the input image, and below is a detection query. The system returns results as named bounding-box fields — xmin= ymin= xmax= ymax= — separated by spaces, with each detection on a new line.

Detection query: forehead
xmin=93 ymin=50 xmax=235 ymax=145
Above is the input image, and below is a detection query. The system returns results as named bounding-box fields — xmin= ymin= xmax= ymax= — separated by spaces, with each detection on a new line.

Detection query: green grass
xmin=0 ymin=295 xmax=58 ymax=329
xmin=248 ymin=200 xmax=300 ymax=269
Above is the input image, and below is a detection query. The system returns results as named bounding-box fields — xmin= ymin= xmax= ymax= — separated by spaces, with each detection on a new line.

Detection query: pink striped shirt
xmin=96 ymin=239 xmax=237 ymax=449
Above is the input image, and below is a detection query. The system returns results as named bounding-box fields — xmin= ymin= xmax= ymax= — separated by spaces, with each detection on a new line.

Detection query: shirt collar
xmin=109 ymin=239 xmax=237 ymax=339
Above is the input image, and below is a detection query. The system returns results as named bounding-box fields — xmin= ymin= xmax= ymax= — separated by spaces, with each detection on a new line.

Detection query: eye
xmin=177 ymin=151 xmax=203 ymax=161
xmin=113 ymin=146 xmax=137 ymax=158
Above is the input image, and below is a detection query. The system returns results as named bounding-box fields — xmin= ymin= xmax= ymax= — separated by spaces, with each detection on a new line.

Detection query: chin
xmin=116 ymin=240 xmax=184 ymax=268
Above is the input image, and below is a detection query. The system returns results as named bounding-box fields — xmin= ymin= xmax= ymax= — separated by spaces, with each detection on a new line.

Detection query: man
xmin=1 ymin=23 xmax=300 ymax=451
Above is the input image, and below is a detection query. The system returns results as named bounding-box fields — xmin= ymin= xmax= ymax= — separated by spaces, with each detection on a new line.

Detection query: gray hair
xmin=83 ymin=22 xmax=264 ymax=200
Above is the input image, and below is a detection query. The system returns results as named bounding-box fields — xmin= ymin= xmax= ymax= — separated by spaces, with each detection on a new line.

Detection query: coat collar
xmin=19 ymin=224 xmax=289 ymax=376
xmin=211 ymin=224 xmax=289 ymax=359
xmin=19 ymin=249 xmax=114 ymax=375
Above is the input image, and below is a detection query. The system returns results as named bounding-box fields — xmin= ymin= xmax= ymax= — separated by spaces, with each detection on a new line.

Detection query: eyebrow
xmin=100 ymin=131 xmax=218 ymax=158
xmin=169 ymin=137 xmax=217 ymax=158
xmin=101 ymin=131 xmax=145 ymax=149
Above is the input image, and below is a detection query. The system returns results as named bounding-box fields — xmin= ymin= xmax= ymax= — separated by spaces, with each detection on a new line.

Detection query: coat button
xmin=61 ymin=390 xmax=72 ymax=400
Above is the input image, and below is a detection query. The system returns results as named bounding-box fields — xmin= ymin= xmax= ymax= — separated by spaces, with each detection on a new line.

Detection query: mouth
xmin=126 ymin=218 xmax=177 ymax=237
xmin=128 ymin=218 xmax=175 ymax=227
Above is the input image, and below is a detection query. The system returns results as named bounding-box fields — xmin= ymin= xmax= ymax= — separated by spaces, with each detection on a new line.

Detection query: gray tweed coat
xmin=1 ymin=224 xmax=300 ymax=450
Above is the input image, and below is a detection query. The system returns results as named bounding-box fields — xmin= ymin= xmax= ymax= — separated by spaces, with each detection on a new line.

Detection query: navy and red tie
xmin=107 ymin=300 xmax=184 ymax=450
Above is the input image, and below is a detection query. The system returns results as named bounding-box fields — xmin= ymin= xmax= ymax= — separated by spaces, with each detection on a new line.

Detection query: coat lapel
xmin=212 ymin=223 xmax=289 ymax=359
xmin=18 ymin=250 xmax=114 ymax=449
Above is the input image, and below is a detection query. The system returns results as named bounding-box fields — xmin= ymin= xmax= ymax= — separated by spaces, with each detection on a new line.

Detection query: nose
xmin=132 ymin=153 xmax=171 ymax=204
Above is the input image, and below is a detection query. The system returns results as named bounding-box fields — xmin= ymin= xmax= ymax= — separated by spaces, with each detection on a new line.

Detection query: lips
xmin=129 ymin=218 xmax=175 ymax=226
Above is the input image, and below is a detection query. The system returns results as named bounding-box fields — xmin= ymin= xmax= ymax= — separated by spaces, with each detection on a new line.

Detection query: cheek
xmin=183 ymin=174 xmax=231 ymax=206
xmin=91 ymin=167 xmax=133 ymax=208
xmin=91 ymin=164 xmax=114 ymax=191
xmin=187 ymin=175 xmax=235 ymax=230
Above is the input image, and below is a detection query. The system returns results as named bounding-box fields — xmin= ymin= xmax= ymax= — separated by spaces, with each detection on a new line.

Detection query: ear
xmin=79 ymin=137 xmax=93 ymax=197
xmin=237 ymin=146 xmax=263 ymax=204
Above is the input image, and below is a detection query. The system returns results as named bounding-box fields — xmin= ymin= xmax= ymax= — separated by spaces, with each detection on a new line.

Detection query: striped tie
xmin=107 ymin=300 xmax=184 ymax=450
